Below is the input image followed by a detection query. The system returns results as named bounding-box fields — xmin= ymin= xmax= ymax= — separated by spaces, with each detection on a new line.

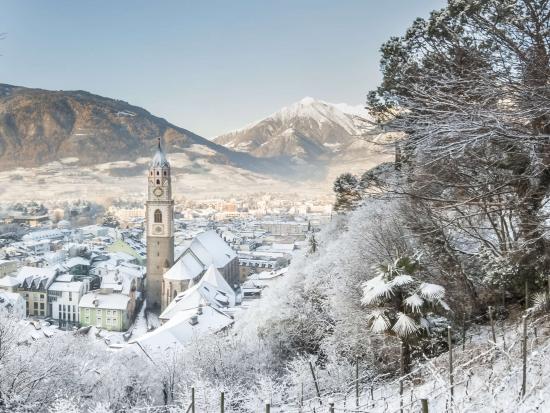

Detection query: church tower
xmin=146 ymin=138 xmax=174 ymax=311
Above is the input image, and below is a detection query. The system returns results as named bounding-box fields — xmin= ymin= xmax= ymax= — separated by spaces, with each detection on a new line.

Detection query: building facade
xmin=79 ymin=292 xmax=131 ymax=332
xmin=48 ymin=279 xmax=88 ymax=327
xmin=145 ymin=139 xmax=174 ymax=311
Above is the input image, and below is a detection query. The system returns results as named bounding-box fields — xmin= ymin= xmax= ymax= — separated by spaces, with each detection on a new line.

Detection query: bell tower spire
xmin=145 ymin=137 xmax=174 ymax=312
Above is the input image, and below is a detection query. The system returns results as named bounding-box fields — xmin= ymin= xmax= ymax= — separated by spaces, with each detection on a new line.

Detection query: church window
xmin=156 ymin=171 xmax=160 ymax=175
xmin=156 ymin=179 xmax=160 ymax=185
xmin=154 ymin=209 xmax=162 ymax=223
xmin=163 ymin=171 xmax=167 ymax=176
xmin=150 ymin=171 xmax=153 ymax=176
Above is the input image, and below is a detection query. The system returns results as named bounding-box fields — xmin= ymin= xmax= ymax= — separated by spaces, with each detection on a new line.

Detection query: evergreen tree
xmin=333 ymin=173 xmax=361 ymax=212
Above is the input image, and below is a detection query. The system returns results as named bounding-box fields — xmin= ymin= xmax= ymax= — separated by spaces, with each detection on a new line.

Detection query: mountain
xmin=215 ymin=97 xmax=380 ymax=161
xmin=0 ymin=83 xmax=264 ymax=172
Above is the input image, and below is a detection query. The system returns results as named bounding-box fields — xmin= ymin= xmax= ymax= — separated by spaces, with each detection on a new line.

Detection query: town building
xmin=48 ymin=278 xmax=88 ymax=327
xmin=79 ymin=291 xmax=132 ymax=332
xmin=15 ymin=266 xmax=58 ymax=317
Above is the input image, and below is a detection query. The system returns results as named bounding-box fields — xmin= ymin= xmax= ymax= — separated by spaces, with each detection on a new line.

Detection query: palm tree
xmin=361 ymin=254 xmax=449 ymax=374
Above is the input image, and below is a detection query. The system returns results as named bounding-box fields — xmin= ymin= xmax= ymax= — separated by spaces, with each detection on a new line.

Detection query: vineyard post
xmin=448 ymin=326 xmax=454 ymax=401
xmin=521 ymin=314 xmax=527 ymax=397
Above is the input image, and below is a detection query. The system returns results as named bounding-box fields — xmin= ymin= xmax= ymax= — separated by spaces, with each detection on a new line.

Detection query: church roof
xmin=151 ymin=138 xmax=170 ymax=168
xmin=188 ymin=230 xmax=237 ymax=269
xmin=163 ymin=251 xmax=204 ymax=281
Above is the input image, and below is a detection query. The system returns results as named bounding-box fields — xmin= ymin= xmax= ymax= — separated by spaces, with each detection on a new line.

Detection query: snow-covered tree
xmin=333 ymin=173 xmax=362 ymax=212
xmin=308 ymin=233 xmax=318 ymax=254
xmin=361 ymin=254 xmax=449 ymax=374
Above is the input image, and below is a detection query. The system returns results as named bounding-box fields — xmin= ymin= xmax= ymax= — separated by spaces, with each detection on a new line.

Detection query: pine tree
xmin=333 ymin=173 xmax=361 ymax=212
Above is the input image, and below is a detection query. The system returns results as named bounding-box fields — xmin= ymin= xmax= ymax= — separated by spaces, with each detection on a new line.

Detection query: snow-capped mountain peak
xmin=215 ymin=97 xmax=376 ymax=160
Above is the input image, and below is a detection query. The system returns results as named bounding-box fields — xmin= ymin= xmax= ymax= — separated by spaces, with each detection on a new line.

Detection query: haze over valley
xmin=0 ymin=83 xmax=391 ymax=202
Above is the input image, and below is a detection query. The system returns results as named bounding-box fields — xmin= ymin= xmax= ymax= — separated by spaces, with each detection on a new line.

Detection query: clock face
xmin=153 ymin=187 xmax=164 ymax=197
xmin=154 ymin=225 xmax=163 ymax=234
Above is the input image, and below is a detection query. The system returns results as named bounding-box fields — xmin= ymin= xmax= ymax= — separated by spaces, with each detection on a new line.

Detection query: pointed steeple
xmin=151 ymin=137 xmax=169 ymax=168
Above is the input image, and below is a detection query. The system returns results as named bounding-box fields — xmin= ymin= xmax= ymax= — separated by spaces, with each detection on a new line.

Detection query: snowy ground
xmin=280 ymin=310 xmax=550 ymax=413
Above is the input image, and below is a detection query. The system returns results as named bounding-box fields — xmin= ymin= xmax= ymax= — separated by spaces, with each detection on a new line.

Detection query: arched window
xmin=156 ymin=171 xmax=160 ymax=176
xmin=156 ymin=179 xmax=160 ymax=185
xmin=154 ymin=209 xmax=162 ymax=223
xmin=163 ymin=171 xmax=167 ymax=176
xmin=173 ymin=290 xmax=178 ymax=299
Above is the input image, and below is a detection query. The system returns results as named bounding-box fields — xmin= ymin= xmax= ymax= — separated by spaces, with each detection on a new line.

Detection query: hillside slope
xmin=0 ymin=84 xmax=267 ymax=173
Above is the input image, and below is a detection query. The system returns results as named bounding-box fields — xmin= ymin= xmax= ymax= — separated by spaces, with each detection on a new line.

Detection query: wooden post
xmin=309 ymin=361 xmax=322 ymax=403
xmin=191 ymin=387 xmax=195 ymax=413
xmin=461 ymin=313 xmax=466 ymax=351
xmin=522 ymin=314 xmax=528 ymax=398
xmin=221 ymin=391 xmax=224 ymax=413
xmin=448 ymin=326 xmax=454 ymax=401
xmin=488 ymin=306 xmax=497 ymax=344
xmin=525 ymin=280 xmax=529 ymax=311
xmin=355 ymin=358 xmax=359 ymax=407
xmin=300 ymin=382 xmax=304 ymax=411
xmin=265 ymin=401 xmax=271 ymax=413
xmin=329 ymin=399 xmax=335 ymax=413
xmin=421 ymin=398 xmax=429 ymax=413
xmin=399 ymin=379 xmax=404 ymax=413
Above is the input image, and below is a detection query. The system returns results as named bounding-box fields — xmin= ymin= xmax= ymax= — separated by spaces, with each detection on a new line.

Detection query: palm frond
xmin=404 ymin=293 xmax=424 ymax=312
xmin=362 ymin=276 xmax=394 ymax=305
xmin=392 ymin=312 xmax=420 ymax=337
xmin=368 ymin=310 xmax=391 ymax=333
xmin=391 ymin=274 xmax=414 ymax=287
xmin=419 ymin=283 xmax=445 ymax=300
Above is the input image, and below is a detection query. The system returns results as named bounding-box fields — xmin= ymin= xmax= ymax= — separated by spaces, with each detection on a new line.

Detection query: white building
xmin=48 ymin=279 xmax=88 ymax=326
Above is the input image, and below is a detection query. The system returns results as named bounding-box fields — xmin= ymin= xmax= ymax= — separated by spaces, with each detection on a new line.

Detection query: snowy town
xmin=0 ymin=141 xmax=329 ymax=353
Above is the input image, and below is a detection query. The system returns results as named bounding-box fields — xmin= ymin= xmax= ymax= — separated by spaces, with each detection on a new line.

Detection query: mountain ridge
xmin=0 ymin=83 xmax=272 ymax=174
xmin=214 ymin=97 xmax=377 ymax=161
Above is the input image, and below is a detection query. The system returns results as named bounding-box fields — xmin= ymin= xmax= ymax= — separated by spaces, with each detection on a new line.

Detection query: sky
xmin=0 ymin=0 xmax=445 ymax=138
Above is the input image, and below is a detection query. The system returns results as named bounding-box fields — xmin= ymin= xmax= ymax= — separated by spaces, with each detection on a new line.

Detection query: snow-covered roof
xmin=55 ymin=273 xmax=74 ymax=282
xmin=65 ymin=256 xmax=90 ymax=267
xmin=164 ymin=251 xmax=204 ymax=281
xmin=0 ymin=275 xmax=21 ymax=288
xmin=160 ymin=265 xmax=236 ymax=321
xmin=48 ymin=281 xmax=84 ymax=293
xmin=201 ymin=265 xmax=235 ymax=299
xmin=15 ymin=266 xmax=57 ymax=290
xmin=79 ymin=292 xmax=130 ymax=311
xmin=132 ymin=304 xmax=233 ymax=356
xmin=188 ymin=230 xmax=236 ymax=268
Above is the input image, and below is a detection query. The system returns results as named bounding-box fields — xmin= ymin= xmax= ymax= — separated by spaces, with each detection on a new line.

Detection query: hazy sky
xmin=0 ymin=1 xmax=444 ymax=138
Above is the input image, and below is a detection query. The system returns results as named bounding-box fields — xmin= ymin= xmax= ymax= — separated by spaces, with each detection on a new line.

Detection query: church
xmin=145 ymin=139 xmax=240 ymax=313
